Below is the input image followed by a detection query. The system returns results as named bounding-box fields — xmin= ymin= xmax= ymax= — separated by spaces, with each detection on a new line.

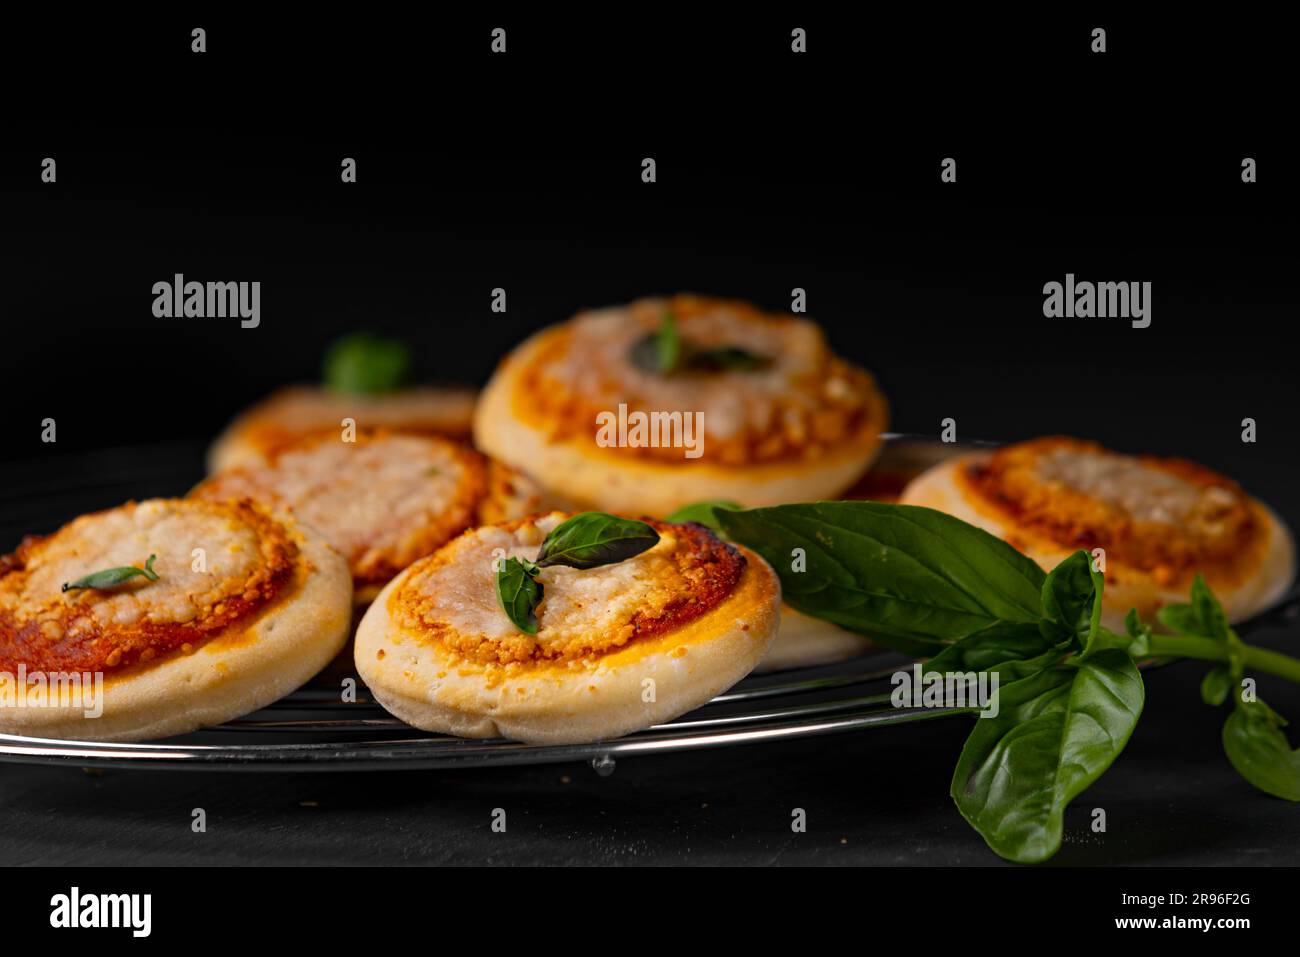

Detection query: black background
xmin=4 ymin=13 xmax=1296 ymax=473
xmin=2 ymin=10 xmax=1299 ymax=870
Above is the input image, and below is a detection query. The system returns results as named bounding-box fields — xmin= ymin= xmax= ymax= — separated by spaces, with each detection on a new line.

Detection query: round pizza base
xmin=355 ymin=544 xmax=781 ymax=744
xmin=208 ymin=384 xmax=478 ymax=473
xmin=901 ymin=456 xmax=1296 ymax=631
xmin=473 ymin=328 xmax=885 ymax=516
xmin=0 ymin=517 xmax=352 ymax=743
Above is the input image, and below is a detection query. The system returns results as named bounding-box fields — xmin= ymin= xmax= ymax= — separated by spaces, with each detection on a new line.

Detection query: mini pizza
xmin=899 ymin=436 xmax=1296 ymax=628
xmin=355 ymin=512 xmax=781 ymax=744
xmin=208 ymin=383 xmax=478 ymax=472
xmin=473 ymin=295 xmax=889 ymax=516
xmin=495 ymin=479 xmax=872 ymax=677
xmin=0 ymin=498 xmax=351 ymax=742
xmin=193 ymin=430 xmax=489 ymax=605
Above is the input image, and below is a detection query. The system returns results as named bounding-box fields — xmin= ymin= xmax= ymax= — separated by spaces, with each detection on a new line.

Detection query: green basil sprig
xmin=706 ymin=499 xmax=1300 ymax=863
xmin=629 ymin=311 xmax=770 ymax=376
xmin=322 ymin=331 xmax=412 ymax=395
xmin=494 ymin=513 xmax=661 ymax=634
xmin=63 ymin=554 xmax=160 ymax=593
xmin=1150 ymin=575 xmax=1300 ymax=802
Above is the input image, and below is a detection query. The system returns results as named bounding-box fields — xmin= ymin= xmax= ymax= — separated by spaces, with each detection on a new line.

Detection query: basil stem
xmin=63 ymin=554 xmax=159 ymax=593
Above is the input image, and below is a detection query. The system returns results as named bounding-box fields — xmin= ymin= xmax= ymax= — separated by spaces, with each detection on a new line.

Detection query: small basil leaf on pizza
xmin=535 ymin=513 xmax=660 ymax=570
xmin=688 ymin=345 xmax=772 ymax=372
xmin=496 ymin=556 xmax=542 ymax=635
xmin=628 ymin=310 xmax=769 ymax=375
xmin=62 ymin=554 xmax=159 ymax=593
xmin=629 ymin=310 xmax=682 ymax=375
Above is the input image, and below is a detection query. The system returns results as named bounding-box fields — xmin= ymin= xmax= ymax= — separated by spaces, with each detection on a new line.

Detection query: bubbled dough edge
xmin=354 ymin=543 xmax=782 ymax=745
xmin=0 ymin=513 xmax=354 ymax=742
xmin=472 ymin=324 xmax=888 ymax=515
xmin=898 ymin=455 xmax=1297 ymax=632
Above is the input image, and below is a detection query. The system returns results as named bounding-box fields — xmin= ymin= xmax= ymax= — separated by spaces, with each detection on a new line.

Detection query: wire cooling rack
xmin=2 ymin=436 xmax=1296 ymax=772
xmin=0 ymin=651 xmax=955 ymax=771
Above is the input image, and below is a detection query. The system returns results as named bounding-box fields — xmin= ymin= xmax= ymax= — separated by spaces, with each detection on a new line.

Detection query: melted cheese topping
xmin=196 ymin=431 xmax=487 ymax=587
xmin=393 ymin=512 xmax=745 ymax=666
xmin=961 ymin=437 xmax=1260 ymax=581
xmin=1034 ymin=447 xmax=1238 ymax=525
xmin=0 ymin=499 xmax=296 ymax=673
xmin=517 ymin=295 xmax=885 ymax=465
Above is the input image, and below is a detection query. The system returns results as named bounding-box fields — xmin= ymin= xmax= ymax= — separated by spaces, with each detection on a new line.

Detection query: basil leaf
xmin=922 ymin=620 xmax=1063 ymax=678
xmin=535 ymin=513 xmax=660 ymax=570
xmin=322 ymin=332 xmax=412 ymax=395
xmin=655 ymin=311 xmax=682 ymax=372
xmin=496 ymin=557 xmax=542 ymax=635
xmin=717 ymin=502 xmax=1046 ymax=656
xmin=1040 ymin=551 xmax=1104 ymax=653
xmin=1123 ymin=608 xmax=1153 ymax=657
xmin=629 ymin=311 xmax=683 ymax=375
xmin=951 ymin=650 xmax=1145 ymax=863
xmin=688 ymin=346 xmax=772 ymax=372
xmin=628 ymin=312 xmax=770 ymax=375
xmin=1201 ymin=665 xmax=1233 ymax=707
xmin=664 ymin=500 xmax=741 ymax=533
xmin=1191 ymin=574 xmax=1232 ymax=641
xmin=1158 ymin=573 xmax=1232 ymax=643
xmin=62 ymin=554 xmax=159 ymax=593
xmin=1222 ymin=697 xmax=1300 ymax=801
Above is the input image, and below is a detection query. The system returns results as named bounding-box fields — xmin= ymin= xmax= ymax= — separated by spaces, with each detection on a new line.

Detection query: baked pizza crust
xmin=208 ymin=384 xmax=477 ymax=473
xmin=474 ymin=321 xmax=887 ymax=516
xmin=900 ymin=452 xmax=1295 ymax=630
xmin=0 ymin=502 xmax=352 ymax=742
xmin=355 ymin=527 xmax=781 ymax=745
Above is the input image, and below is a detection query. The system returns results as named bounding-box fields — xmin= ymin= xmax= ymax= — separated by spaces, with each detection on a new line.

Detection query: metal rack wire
xmin=0 ymin=651 xmax=968 ymax=771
